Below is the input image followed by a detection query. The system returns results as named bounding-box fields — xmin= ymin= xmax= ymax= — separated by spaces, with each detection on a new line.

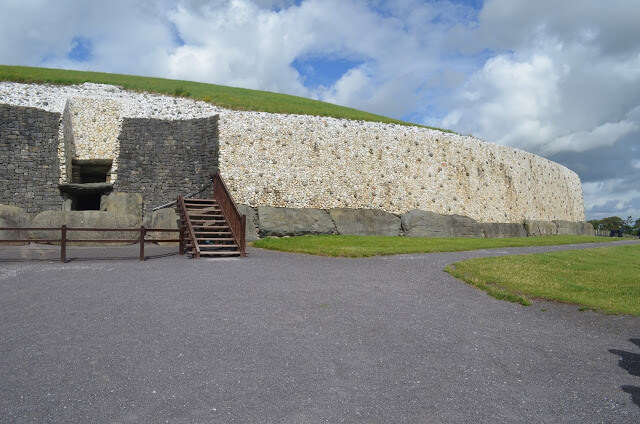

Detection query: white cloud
xmin=2 ymin=0 xmax=640 ymax=219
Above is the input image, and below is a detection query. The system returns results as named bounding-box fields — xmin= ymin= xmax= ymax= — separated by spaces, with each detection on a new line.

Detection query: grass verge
xmin=0 ymin=65 xmax=450 ymax=131
xmin=252 ymin=235 xmax=609 ymax=257
xmin=445 ymin=244 xmax=640 ymax=315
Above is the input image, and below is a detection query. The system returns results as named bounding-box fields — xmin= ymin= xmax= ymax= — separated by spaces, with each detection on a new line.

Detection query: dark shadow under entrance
xmin=59 ymin=159 xmax=114 ymax=211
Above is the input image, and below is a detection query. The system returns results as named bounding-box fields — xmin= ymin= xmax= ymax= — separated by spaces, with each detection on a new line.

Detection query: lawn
xmin=252 ymin=234 xmax=609 ymax=257
xmin=0 ymin=65 xmax=450 ymax=131
xmin=445 ymin=244 xmax=640 ymax=315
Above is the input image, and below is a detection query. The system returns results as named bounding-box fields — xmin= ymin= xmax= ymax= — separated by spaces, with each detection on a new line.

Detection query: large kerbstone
xmin=401 ymin=210 xmax=451 ymax=237
xmin=238 ymin=204 xmax=260 ymax=242
xmin=0 ymin=205 xmax=32 ymax=245
xmin=257 ymin=206 xmax=335 ymax=237
xmin=553 ymin=220 xmax=583 ymax=235
xmin=100 ymin=192 xmax=143 ymax=219
xmin=524 ymin=220 xmax=558 ymax=236
xmin=30 ymin=211 xmax=142 ymax=245
xmin=401 ymin=210 xmax=484 ymax=238
xmin=449 ymin=215 xmax=485 ymax=238
xmin=329 ymin=208 xmax=401 ymax=236
xmin=580 ymin=222 xmax=595 ymax=236
xmin=146 ymin=208 xmax=180 ymax=246
xmin=481 ymin=223 xmax=527 ymax=238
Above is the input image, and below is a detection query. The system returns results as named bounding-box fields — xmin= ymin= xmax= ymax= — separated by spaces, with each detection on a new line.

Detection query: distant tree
xmin=594 ymin=216 xmax=625 ymax=232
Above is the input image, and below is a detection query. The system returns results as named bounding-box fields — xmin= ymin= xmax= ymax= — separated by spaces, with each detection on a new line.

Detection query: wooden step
xmin=199 ymin=251 xmax=241 ymax=257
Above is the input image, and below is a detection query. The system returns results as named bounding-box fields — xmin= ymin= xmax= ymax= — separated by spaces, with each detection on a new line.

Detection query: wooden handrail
xmin=212 ymin=171 xmax=246 ymax=257
xmin=177 ymin=195 xmax=201 ymax=258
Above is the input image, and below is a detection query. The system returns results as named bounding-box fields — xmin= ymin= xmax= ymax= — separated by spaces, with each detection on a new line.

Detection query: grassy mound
xmin=0 ymin=65 xmax=448 ymax=131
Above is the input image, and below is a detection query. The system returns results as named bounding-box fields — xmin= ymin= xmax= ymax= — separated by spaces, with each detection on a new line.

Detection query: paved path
xmin=1 ymin=241 xmax=639 ymax=423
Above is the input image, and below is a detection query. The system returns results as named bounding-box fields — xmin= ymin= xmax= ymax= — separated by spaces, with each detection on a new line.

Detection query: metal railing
xmin=212 ymin=171 xmax=246 ymax=257
xmin=0 ymin=226 xmax=184 ymax=263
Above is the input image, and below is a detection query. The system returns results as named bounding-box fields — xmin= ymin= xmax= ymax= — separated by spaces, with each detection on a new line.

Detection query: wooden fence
xmin=0 ymin=226 xmax=184 ymax=263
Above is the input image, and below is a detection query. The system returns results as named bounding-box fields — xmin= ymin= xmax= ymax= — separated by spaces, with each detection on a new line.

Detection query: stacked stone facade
xmin=0 ymin=82 xmax=587 ymax=226
xmin=0 ymin=104 xmax=61 ymax=212
xmin=114 ymin=116 xmax=219 ymax=216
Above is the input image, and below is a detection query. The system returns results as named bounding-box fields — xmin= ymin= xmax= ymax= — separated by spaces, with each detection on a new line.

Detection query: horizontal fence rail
xmin=0 ymin=226 xmax=185 ymax=263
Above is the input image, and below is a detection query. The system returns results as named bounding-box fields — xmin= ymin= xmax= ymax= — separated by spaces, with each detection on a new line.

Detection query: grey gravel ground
xmin=1 ymin=240 xmax=639 ymax=423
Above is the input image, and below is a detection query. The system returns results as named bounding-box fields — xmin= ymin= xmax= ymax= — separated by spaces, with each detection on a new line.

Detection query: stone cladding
xmin=0 ymin=104 xmax=62 ymax=212
xmin=114 ymin=116 xmax=219 ymax=216
xmin=0 ymin=82 xmax=586 ymax=223
xmin=218 ymin=112 xmax=585 ymax=223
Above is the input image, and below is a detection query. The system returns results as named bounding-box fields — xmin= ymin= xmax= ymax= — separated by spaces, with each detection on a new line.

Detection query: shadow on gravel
xmin=610 ymin=338 xmax=640 ymax=408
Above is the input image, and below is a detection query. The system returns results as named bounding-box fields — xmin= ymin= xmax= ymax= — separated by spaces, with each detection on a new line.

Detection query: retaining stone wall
xmin=218 ymin=111 xmax=585 ymax=223
xmin=0 ymin=104 xmax=62 ymax=212
xmin=240 ymin=205 xmax=594 ymax=238
xmin=114 ymin=116 xmax=219 ymax=216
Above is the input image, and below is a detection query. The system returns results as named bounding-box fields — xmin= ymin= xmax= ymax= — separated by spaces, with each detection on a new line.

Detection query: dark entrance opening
xmin=75 ymin=194 xmax=103 ymax=211
xmin=59 ymin=159 xmax=114 ymax=211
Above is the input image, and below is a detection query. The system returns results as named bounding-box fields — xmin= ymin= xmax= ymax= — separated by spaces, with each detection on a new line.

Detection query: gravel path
xmin=1 ymin=240 xmax=639 ymax=423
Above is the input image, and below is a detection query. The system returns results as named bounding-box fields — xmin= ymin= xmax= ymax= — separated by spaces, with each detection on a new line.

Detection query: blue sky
xmin=1 ymin=0 xmax=639 ymax=221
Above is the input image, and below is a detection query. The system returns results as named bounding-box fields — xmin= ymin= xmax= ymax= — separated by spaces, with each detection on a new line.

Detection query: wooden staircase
xmin=178 ymin=198 xmax=240 ymax=257
xmin=177 ymin=172 xmax=246 ymax=259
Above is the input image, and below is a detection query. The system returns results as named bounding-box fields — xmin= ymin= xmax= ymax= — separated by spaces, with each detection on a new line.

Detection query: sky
xmin=1 ymin=0 xmax=639 ymax=221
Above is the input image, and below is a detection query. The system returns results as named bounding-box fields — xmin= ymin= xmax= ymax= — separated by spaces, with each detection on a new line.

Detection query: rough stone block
xmin=481 ymin=222 xmax=527 ymax=238
xmin=30 ymin=211 xmax=142 ymax=245
xmin=580 ymin=221 xmax=595 ymax=236
xmin=100 ymin=192 xmax=143 ymax=219
xmin=329 ymin=208 xmax=401 ymax=236
xmin=0 ymin=205 xmax=32 ymax=245
xmin=448 ymin=215 xmax=485 ymax=238
xmin=553 ymin=220 xmax=583 ymax=235
xmin=524 ymin=220 xmax=558 ymax=236
xmin=401 ymin=210 xmax=451 ymax=237
xmin=238 ymin=204 xmax=260 ymax=242
xmin=146 ymin=208 xmax=180 ymax=246
xmin=257 ymin=206 xmax=335 ymax=237
xmin=402 ymin=210 xmax=484 ymax=238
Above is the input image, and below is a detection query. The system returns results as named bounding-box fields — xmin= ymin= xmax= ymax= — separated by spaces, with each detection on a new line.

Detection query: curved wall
xmin=218 ymin=111 xmax=585 ymax=223
xmin=1 ymin=82 xmax=587 ymax=223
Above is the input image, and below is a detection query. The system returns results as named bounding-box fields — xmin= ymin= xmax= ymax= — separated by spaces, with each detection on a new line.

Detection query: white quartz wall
xmin=1 ymin=82 xmax=586 ymax=223
xmin=218 ymin=112 xmax=585 ymax=223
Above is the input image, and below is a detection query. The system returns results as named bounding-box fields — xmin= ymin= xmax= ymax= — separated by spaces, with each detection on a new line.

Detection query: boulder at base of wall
xmin=402 ymin=210 xmax=451 ymax=237
xmin=449 ymin=215 xmax=485 ymax=237
xmin=329 ymin=208 xmax=401 ymax=236
xmin=580 ymin=221 xmax=595 ymax=236
xmin=401 ymin=210 xmax=484 ymax=238
xmin=553 ymin=220 xmax=584 ymax=235
xmin=0 ymin=205 xmax=31 ymax=245
xmin=30 ymin=211 xmax=142 ymax=245
xmin=237 ymin=205 xmax=260 ymax=242
xmin=524 ymin=220 xmax=558 ymax=236
xmin=257 ymin=206 xmax=335 ymax=237
xmin=100 ymin=192 xmax=143 ymax=219
xmin=481 ymin=222 xmax=527 ymax=238
xmin=146 ymin=208 xmax=180 ymax=246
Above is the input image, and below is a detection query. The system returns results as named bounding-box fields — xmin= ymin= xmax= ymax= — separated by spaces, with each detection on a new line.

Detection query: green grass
xmin=252 ymin=235 xmax=609 ymax=257
xmin=0 ymin=65 xmax=449 ymax=130
xmin=445 ymin=244 xmax=640 ymax=315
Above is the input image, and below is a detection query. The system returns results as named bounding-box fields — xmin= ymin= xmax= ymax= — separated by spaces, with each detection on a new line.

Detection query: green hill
xmin=0 ymin=65 xmax=448 ymax=131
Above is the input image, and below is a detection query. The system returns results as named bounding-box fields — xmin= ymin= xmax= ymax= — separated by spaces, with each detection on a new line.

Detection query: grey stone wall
xmin=114 ymin=116 xmax=219 ymax=217
xmin=0 ymin=104 xmax=61 ymax=212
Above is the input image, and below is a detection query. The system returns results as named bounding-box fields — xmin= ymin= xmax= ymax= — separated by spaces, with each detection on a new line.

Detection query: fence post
xmin=140 ymin=225 xmax=145 ymax=261
xmin=179 ymin=227 xmax=185 ymax=255
xmin=61 ymin=225 xmax=67 ymax=263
